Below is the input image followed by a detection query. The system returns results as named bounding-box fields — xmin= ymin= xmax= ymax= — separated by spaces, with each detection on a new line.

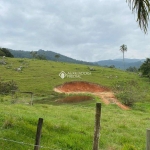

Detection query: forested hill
xmin=9 ymin=49 xmax=95 ymax=65
xmin=95 ymin=59 xmax=145 ymax=70
xmin=8 ymin=49 xmax=145 ymax=70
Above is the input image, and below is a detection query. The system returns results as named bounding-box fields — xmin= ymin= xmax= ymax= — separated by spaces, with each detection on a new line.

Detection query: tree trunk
xmin=123 ymin=51 xmax=125 ymax=70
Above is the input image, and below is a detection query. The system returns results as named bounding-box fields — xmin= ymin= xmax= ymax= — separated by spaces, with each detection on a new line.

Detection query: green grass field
xmin=0 ymin=57 xmax=150 ymax=150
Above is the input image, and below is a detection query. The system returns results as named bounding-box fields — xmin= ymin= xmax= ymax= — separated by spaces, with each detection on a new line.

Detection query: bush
xmin=0 ymin=80 xmax=18 ymax=94
xmin=113 ymin=80 xmax=146 ymax=106
xmin=126 ymin=66 xmax=138 ymax=72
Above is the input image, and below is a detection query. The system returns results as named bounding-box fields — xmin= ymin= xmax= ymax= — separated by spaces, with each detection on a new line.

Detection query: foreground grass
xmin=0 ymin=100 xmax=150 ymax=150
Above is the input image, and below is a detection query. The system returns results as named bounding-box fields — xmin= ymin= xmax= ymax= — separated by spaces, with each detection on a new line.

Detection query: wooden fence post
xmin=147 ymin=129 xmax=150 ymax=150
xmin=31 ymin=93 xmax=33 ymax=106
xmin=93 ymin=103 xmax=101 ymax=150
xmin=34 ymin=118 xmax=43 ymax=150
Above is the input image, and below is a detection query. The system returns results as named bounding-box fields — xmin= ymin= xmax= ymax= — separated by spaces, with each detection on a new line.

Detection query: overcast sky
xmin=0 ymin=0 xmax=150 ymax=61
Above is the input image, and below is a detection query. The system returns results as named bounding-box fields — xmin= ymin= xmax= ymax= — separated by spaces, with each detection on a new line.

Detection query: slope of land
xmin=0 ymin=57 xmax=150 ymax=150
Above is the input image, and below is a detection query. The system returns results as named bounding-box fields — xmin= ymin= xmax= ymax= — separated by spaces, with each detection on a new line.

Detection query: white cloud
xmin=0 ymin=0 xmax=149 ymax=61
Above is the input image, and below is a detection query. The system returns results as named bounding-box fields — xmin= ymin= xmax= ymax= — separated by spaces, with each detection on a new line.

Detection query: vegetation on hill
xmin=139 ymin=58 xmax=150 ymax=79
xmin=126 ymin=66 xmax=138 ymax=72
xmin=0 ymin=57 xmax=150 ymax=149
xmin=9 ymin=49 xmax=95 ymax=66
xmin=8 ymin=48 xmax=145 ymax=70
xmin=0 ymin=80 xmax=18 ymax=94
xmin=0 ymin=47 xmax=14 ymax=57
xmin=30 ymin=51 xmax=47 ymax=60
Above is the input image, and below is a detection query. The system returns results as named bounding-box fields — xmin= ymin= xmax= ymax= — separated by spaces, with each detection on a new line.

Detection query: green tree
xmin=126 ymin=66 xmax=138 ymax=72
xmin=0 ymin=50 xmax=5 ymax=56
xmin=139 ymin=58 xmax=150 ymax=78
xmin=109 ymin=65 xmax=115 ymax=68
xmin=36 ymin=54 xmax=47 ymax=60
xmin=30 ymin=51 xmax=37 ymax=59
xmin=30 ymin=51 xmax=47 ymax=60
xmin=55 ymin=54 xmax=60 ymax=61
xmin=127 ymin=0 xmax=150 ymax=34
xmin=0 ymin=47 xmax=14 ymax=57
xmin=120 ymin=44 xmax=127 ymax=70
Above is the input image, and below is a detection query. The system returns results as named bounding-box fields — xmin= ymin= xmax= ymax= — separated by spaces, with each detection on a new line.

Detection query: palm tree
xmin=126 ymin=0 xmax=150 ymax=34
xmin=120 ymin=44 xmax=127 ymax=69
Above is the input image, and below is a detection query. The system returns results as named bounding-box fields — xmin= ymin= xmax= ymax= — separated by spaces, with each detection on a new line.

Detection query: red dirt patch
xmin=54 ymin=81 xmax=130 ymax=110
xmin=55 ymin=81 xmax=109 ymax=93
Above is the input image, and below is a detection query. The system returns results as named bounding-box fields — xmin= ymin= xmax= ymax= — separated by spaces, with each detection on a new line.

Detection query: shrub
xmin=0 ymin=80 xmax=18 ymax=94
xmin=126 ymin=66 xmax=138 ymax=72
xmin=113 ymin=80 xmax=146 ymax=106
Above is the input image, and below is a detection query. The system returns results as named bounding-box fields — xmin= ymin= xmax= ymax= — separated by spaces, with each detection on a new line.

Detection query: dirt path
xmin=54 ymin=81 xmax=130 ymax=110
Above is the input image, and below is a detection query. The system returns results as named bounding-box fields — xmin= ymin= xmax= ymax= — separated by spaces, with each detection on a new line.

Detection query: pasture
xmin=0 ymin=57 xmax=150 ymax=149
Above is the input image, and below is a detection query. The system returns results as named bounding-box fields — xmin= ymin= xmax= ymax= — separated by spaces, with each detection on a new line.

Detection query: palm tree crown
xmin=120 ymin=44 xmax=127 ymax=53
xmin=127 ymin=0 xmax=150 ymax=34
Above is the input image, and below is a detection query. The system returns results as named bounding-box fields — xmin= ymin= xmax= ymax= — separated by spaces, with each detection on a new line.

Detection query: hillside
xmin=0 ymin=57 xmax=150 ymax=150
xmin=9 ymin=49 xmax=95 ymax=66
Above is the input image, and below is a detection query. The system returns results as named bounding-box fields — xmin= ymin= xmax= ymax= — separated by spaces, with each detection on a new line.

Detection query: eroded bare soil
xmin=54 ymin=81 xmax=129 ymax=110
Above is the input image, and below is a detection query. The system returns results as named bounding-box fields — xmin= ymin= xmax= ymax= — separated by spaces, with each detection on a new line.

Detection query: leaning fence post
xmin=34 ymin=118 xmax=43 ymax=150
xmin=93 ymin=103 xmax=101 ymax=150
xmin=146 ymin=129 xmax=150 ymax=150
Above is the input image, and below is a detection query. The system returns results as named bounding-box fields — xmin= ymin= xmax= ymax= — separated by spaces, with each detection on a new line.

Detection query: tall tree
xmin=139 ymin=58 xmax=150 ymax=78
xmin=127 ymin=0 xmax=150 ymax=34
xmin=120 ymin=44 xmax=127 ymax=69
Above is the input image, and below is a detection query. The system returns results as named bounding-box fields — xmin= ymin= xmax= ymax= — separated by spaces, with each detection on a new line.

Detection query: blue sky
xmin=0 ymin=0 xmax=150 ymax=61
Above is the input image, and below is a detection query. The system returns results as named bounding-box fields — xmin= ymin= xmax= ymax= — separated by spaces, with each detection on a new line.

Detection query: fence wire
xmin=0 ymin=137 xmax=62 ymax=150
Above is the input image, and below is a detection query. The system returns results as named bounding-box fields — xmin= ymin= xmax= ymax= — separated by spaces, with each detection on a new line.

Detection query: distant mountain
xmin=113 ymin=58 xmax=145 ymax=63
xmin=95 ymin=58 xmax=145 ymax=70
xmin=9 ymin=49 xmax=95 ymax=66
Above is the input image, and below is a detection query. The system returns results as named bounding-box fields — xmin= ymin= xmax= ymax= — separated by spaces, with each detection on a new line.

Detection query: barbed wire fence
xmin=0 ymin=137 xmax=56 ymax=150
xmin=0 ymin=118 xmax=61 ymax=150
xmin=0 ymin=104 xmax=102 ymax=150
